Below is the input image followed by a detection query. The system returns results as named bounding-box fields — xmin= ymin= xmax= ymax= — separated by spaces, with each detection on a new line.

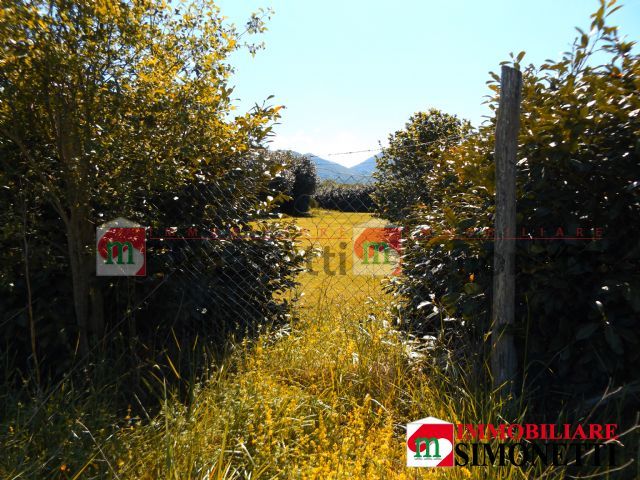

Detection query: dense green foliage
xmin=0 ymin=1 xmax=305 ymax=385
xmin=268 ymin=151 xmax=318 ymax=216
xmin=373 ymin=109 xmax=472 ymax=223
xmin=314 ymin=180 xmax=375 ymax=212
xmin=380 ymin=3 xmax=640 ymax=414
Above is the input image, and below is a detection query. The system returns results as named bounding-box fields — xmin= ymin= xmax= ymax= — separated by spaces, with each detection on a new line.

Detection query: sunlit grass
xmin=1 ymin=209 xmax=563 ymax=479
xmin=280 ymin=208 xmax=391 ymax=308
xmin=108 ymin=209 xmax=555 ymax=479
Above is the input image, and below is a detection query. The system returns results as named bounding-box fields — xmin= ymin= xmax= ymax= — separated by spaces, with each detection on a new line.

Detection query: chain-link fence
xmin=93 ymin=165 xmax=399 ymax=328
xmin=2 ymin=153 xmax=404 ymax=388
xmin=90 ymin=164 xmax=403 ymax=352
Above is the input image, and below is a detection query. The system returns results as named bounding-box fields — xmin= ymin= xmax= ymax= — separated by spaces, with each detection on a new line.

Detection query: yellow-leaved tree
xmin=0 ymin=0 xmax=281 ymax=354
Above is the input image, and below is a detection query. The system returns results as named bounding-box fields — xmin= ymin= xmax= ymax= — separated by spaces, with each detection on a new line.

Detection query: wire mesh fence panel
xmin=290 ymin=210 xmax=399 ymax=311
xmin=92 ymin=165 xmax=396 ymax=335
xmin=2 ymin=155 xmax=399 ymax=400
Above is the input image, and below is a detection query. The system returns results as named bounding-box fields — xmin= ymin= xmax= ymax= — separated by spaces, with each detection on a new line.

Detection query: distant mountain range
xmin=300 ymin=152 xmax=379 ymax=184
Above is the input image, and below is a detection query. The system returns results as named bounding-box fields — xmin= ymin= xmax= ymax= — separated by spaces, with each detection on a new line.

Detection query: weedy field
xmin=101 ymin=210 xmax=558 ymax=479
xmin=2 ymin=1 xmax=638 ymax=477
xmin=1 ymin=209 xmax=562 ymax=479
xmin=288 ymin=209 xmax=387 ymax=305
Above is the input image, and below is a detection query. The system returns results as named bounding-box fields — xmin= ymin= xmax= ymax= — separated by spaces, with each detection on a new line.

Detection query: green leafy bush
xmin=268 ymin=151 xmax=317 ymax=216
xmin=373 ymin=109 xmax=472 ymax=223
xmin=131 ymin=158 xmax=308 ymax=352
xmin=0 ymin=0 xmax=305 ymax=386
xmin=0 ymin=154 xmax=308 ymax=384
xmin=383 ymin=4 xmax=640 ymax=412
xmin=314 ymin=180 xmax=375 ymax=212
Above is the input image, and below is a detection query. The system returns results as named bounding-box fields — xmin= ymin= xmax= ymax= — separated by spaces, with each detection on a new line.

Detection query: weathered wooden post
xmin=491 ymin=65 xmax=522 ymax=397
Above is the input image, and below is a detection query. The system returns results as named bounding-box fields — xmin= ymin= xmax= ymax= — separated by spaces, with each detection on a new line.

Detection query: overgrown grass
xmin=106 ymin=288 xmax=571 ymax=479
xmin=1 ymin=209 xmax=567 ymax=479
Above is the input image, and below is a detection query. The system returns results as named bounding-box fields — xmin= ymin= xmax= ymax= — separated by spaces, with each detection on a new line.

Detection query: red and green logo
xmin=407 ymin=417 xmax=455 ymax=467
xmin=96 ymin=218 xmax=146 ymax=276
xmin=352 ymin=221 xmax=402 ymax=276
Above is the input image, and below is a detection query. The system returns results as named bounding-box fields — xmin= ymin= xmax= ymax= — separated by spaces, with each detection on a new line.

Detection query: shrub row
xmin=314 ymin=180 xmax=375 ymax=212
xmin=268 ymin=151 xmax=317 ymax=216
xmin=377 ymin=6 xmax=640 ymax=415
xmin=0 ymin=158 xmax=308 ymax=382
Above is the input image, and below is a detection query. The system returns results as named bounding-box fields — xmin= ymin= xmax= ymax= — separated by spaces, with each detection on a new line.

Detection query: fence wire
xmin=94 ymin=166 xmax=396 ymax=330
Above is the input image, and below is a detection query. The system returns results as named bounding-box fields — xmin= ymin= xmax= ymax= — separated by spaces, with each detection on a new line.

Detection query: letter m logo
xmin=97 ymin=218 xmax=146 ymax=276
xmin=106 ymin=241 xmax=135 ymax=265
xmin=362 ymin=241 xmax=390 ymax=264
xmin=406 ymin=417 xmax=454 ymax=467
xmin=413 ymin=437 xmax=441 ymax=459
xmin=352 ymin=222 xmax=402 ymax=276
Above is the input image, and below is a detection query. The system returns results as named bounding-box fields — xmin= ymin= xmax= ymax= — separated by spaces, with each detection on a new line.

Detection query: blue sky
xmin=217 ymin=0 xmax=640 ymax=166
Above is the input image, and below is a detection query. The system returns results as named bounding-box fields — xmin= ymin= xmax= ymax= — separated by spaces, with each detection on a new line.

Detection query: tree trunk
xmin=66 ymin=186 xmax=107 ymax=349
xmin=67 ymin=216 xmax=91 ymax=356
xmin=55 ymin=98 xmax=105 ymax=355
xmin=67 ymin=208 xmax=106 ymax=355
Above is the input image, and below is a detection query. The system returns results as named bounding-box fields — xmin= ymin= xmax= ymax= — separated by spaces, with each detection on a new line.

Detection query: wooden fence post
xmin=491 ymin=65 xmax=522 ymax=397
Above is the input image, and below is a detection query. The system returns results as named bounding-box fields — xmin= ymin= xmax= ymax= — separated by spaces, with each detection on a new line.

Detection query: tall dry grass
xmin=1 ymin=209 xmax=570 ymax=479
